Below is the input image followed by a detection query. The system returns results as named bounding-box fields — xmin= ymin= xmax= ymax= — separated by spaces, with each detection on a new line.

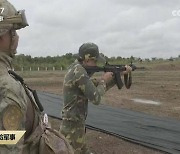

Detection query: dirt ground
xmin=20 ymin=60 xmax=180 ymax=154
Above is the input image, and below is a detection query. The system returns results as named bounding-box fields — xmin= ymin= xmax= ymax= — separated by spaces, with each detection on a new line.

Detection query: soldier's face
xmin=0 ymin=31 xmax=11 ymax=50
xmin=10 ymin=30 xmax=19 ymax=51
xmin=0 ymin=30 xmax=19 ymax=52
xmin=84 ymin=59 xmax=97 ymax=66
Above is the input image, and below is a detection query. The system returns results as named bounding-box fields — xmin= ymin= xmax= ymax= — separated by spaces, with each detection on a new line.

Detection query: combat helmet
xmin=78 ymin=42 xmax=106 ymax=63
xmin=0 ymin=0 xmax=28 ymax=36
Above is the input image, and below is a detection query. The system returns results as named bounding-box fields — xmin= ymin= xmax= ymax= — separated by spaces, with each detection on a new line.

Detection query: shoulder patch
xmin=2 ymin=105 xmax=23 ymax=130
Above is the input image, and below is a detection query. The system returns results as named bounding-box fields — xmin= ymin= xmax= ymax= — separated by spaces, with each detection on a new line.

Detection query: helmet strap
xmin=8 ymin=29 xmax=17 ymax=57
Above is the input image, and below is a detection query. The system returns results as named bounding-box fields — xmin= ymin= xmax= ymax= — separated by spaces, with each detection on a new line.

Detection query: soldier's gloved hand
xmin=101 ymin=72 xmax=113 ymax=83
xmin=122 ymin=65 xmax=132 ymax=75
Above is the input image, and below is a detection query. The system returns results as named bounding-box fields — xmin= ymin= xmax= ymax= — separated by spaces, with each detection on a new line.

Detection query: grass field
xmin=18 ymin=60 xmax=180 ymax=154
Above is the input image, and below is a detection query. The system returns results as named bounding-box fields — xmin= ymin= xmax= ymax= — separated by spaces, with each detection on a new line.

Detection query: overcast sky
xmin=10 ymin=0 xmax=180 ymax=59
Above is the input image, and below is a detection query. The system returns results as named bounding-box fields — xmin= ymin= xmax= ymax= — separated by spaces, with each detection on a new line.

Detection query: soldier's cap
xmin=78 ymin=42 xmax=106 ymax=63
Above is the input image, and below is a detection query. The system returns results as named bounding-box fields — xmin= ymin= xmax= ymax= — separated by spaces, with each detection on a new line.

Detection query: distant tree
xmin=130 ymin=56 xmax=135 ymax=61
xmin=169 ymin=57 xmax=174 ymax=61
xmin=13 ymin=53 xmax=145 ymax=71
xmin=152 ymin=57 xmax=157 ymax=61
xmin=110 ymin=57 xmax=116 ymax=60
xmin=158 ymin=58 xmax=164 ymax=61
xmin=117 ymin=56 xmax=122 ymax=60
xmin=145 ymin=58 xmax=150 ymax=62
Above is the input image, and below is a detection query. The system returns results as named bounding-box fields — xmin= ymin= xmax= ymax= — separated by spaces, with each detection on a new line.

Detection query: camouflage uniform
xmin=0 ymin=52 xmax=40 ymax=153
xmin=60 ymin=43 xmax=115 ymax=154
xmin=0 ymin=53 xmax=74 ymax=154
xmin=0 ymin=1 xmax=38 ymax=153
xmin=0 ymin=1 xmax=74 ymax=153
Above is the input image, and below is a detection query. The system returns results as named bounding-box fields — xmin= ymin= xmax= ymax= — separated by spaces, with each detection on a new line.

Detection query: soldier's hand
xmin=122 ymin=65 xmax=132 ymax=75
xmin=101 ymin=72 xmax=113 ymax=83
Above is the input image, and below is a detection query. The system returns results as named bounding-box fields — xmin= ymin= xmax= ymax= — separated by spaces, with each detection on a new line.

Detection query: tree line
xmin=13 ymin=53 xmax=75 ymax=71
xmin=13 ymin=53 xmax=180 ymax=71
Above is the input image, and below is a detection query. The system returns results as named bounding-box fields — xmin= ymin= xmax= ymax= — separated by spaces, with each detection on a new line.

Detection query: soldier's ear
xmin=82 ymin=59 xmax=88 ymax=66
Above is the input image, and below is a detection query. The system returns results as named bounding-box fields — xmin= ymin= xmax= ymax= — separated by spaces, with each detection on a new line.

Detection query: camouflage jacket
xmin=62 ymin=60 xmax=115 ymax=122
xmin=0 ymin=52 xmax=39 ymax=154
xmin=0 ymin=52 xmax=74 ymax=154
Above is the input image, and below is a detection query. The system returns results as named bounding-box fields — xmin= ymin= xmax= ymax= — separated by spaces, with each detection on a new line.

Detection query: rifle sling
xmin=124 ymin=72 xmax=132 ymax=89
xmin=8 ymin=70 xmax=44 ymax=112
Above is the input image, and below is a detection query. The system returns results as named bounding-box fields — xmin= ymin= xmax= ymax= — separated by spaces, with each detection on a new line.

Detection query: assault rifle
xmin=84 ymin=62 xmax=138 ymax=89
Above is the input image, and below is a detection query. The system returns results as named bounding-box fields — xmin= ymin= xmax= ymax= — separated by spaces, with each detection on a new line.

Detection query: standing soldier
xmin=60 ymin=42 xmax=132 ymax=154
xmin=0 ymin=0 xmax=73 ymax=153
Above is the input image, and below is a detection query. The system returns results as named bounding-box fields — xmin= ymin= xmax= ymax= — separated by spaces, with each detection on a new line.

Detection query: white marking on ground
xmin=131 ymin=98 xmax=161 ymax=105
xmin=173 ymin=107 xmax=180 ymax=110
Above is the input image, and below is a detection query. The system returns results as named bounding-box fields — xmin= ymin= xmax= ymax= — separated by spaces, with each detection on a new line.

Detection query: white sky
xmin=10 ymin=0 xmax=180 ymax=58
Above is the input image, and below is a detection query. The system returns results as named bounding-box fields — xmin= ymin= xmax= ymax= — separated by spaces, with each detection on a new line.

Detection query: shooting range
xmin=38 ymin=91 xmax=180 ymax=154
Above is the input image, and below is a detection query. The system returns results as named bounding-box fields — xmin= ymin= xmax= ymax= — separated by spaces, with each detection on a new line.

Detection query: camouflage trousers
xmin=60 ymin=120 xmax=91 ymax=154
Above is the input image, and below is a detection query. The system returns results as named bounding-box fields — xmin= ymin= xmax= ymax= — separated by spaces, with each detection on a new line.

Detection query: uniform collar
xmin=74 ymin=59 xmax=80 ymax=64
xmin=0 ymin=52 xmax=13 ymax=69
